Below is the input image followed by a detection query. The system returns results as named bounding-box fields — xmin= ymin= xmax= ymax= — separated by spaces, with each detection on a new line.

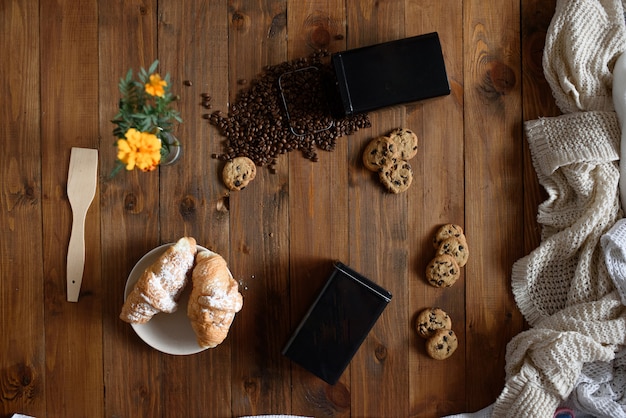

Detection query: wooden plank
xmin=39 ymin=0 xmax=103 ymax=416
xmin=286 ymin=1 xmax=351 ymax=417
xmin=225 ymin=1 xmax=293 ymax=416
xmin=98 ymin=0 xmax=162 ymax=416
xmin=344 ymin=2 xmax=410 ymax=417
xmin=157 ymin=0 xmax=233 ymax=416
xmin=0 ymin=1 xmax=45 ymax=416
xmin=463 ymin=0 xmax=526 ymax=411
xmin=521 ymin=0 xmax=559 ymax=254
xmin=405 ymin=1 xmax=467 ymax=416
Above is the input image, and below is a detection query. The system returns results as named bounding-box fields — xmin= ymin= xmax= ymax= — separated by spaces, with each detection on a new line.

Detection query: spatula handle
xmin=67 ymin=209 xmax=87 ymax=302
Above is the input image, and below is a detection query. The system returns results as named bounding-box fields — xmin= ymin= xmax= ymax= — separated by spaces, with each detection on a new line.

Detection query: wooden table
xmin=1 ymin=1 xmax=560 ymax=417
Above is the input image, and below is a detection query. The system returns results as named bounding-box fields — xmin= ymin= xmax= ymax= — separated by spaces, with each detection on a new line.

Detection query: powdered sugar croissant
xmin=188 ymin=251 xmax=243 ymax=348
xmin=120 ymin=237 xmax=197 ymax=324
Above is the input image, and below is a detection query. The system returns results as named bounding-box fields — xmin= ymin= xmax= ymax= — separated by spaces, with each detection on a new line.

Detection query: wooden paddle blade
xmin=66 ymin=147 xmax=98 ymax=302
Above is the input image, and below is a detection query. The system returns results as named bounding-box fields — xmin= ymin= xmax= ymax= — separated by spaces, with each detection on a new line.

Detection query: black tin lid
xmin=332 ymin=32 xmax=451 ymax=116
xmin=282 ymin=261 xmax=392 ymax=385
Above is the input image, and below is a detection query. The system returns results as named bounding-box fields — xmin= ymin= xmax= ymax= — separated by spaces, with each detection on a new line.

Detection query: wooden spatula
xmin=66 ymin=147 xmax=98 ymax=302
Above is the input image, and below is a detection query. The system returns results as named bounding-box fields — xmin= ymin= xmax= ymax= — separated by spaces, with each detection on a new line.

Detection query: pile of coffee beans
xmin=208 ymin=50 xmax=370 ymax=171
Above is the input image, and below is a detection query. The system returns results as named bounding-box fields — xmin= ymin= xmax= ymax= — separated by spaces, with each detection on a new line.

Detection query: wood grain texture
xmin=286 ymin=2 xmax=351 ymax=417
xmin=40 ymin=0 xmax=103 ymax=415
xmin=463 ymin=0 xmax=526 ymax=411
xmin=157 ymin=1 xmax=234 ymax=417
xmin=98 ymin=1 xmax=161 ymax=417
xmin=0 ymin=1 xmax=44 ymax=416
xmin=0 ymin=0 xmax=554 ymax=416
xmin=226 ymin=1 xmax=293 ymax=416
xmin=345 ymin=2 xmax=411 ymax=417
xmin=406 ymin=1 xmax=466 ymax=416
xmin=520 ymin=0 xmax=559 ymax=255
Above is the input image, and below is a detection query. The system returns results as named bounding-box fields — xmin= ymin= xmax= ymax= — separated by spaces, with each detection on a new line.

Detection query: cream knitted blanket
xmin=542 ymin=0 xmax=626 ymax=114
xmin=492 ymin=111 xmax=625 ymax=417
xmin=491 ymin=1 xmax=626 ymax=417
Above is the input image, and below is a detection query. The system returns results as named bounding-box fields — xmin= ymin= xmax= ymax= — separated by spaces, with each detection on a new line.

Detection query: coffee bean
xmin=206 ymin=50 xmax=371 ymax=168
xmin=184 ymin=80 xmax=193 ymax=86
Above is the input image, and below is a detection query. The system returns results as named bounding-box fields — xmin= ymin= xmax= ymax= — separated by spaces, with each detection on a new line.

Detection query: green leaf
xmin=148 ymin=59 xmax=159 ymax=75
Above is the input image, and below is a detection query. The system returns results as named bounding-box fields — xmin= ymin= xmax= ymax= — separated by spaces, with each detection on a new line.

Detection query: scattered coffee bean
xmin=183 ymin=80 xmax=193 ymax=86
xmin=207 ymin=50 xmax=371 ymax=168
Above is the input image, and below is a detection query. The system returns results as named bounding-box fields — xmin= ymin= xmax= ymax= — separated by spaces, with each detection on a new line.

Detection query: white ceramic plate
xmin=123 ymin=243 xmax=214 ymax=355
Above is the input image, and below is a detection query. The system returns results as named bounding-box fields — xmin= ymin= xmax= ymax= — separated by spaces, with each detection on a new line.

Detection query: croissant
xmin=188 ymin=251 xmax=243 ymax=348
xmin=120 ymin=237 xmax=197 ymax=324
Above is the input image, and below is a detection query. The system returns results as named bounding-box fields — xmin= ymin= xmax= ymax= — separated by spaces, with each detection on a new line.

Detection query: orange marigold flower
xmin=117 ymin=128 xmax=162 ymax=171
xmin=145 ymin=73 xmax=167 ymax=97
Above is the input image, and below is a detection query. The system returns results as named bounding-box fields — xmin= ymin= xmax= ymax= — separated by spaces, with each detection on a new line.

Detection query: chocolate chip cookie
xmin=389 ymin=128 xmax=418 ymax=160
xmin=425 ymin=254 xmax=460 ymax=288
xmin=362 ymin=135 xmax=399 ymax=172
xmin=415 ymin=307 xmax=452 ymax=339
xmin=222 ymin=156 xmax=257 ymax=191
xmin=426 ymin=329 xmax=458 ymax=360
xmin=436 ymin=236 xmax=469 ymax=268
xmin=432 ymin=223 xmax=465 ymax=249
xmin=379 ymin=160 xmax=413 ymax=194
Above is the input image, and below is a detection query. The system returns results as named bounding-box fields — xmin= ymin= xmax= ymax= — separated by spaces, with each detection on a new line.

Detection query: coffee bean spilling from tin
xmin=208 ymin=50 xmax=371 ymax=169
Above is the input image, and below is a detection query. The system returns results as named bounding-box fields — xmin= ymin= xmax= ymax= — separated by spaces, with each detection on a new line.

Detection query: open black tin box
xmin=278 ymin=32 xmax=451 ymax=135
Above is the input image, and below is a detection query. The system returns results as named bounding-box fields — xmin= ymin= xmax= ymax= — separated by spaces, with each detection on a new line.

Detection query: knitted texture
xmin=613 ymin=52 xmax=626 ymax=215
xmin=569 ymin=219 xmax=626 ymax=416
xmin=543 ymin=0 xmax=626 ymax=113
xmin=569 ymin=349 xmax=626 ymax=417
xmin=602 ymin=219 xmax=626 ymax=305
xmin=493 ymin=112 xmax=625 ymax=417
xmin=442 ymin=405 xmax=494 ymax=418
xmin=494 ymin=293 xmax=626 ymax=417
xmin=514 ymin=113 xmax=621 ymax=325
